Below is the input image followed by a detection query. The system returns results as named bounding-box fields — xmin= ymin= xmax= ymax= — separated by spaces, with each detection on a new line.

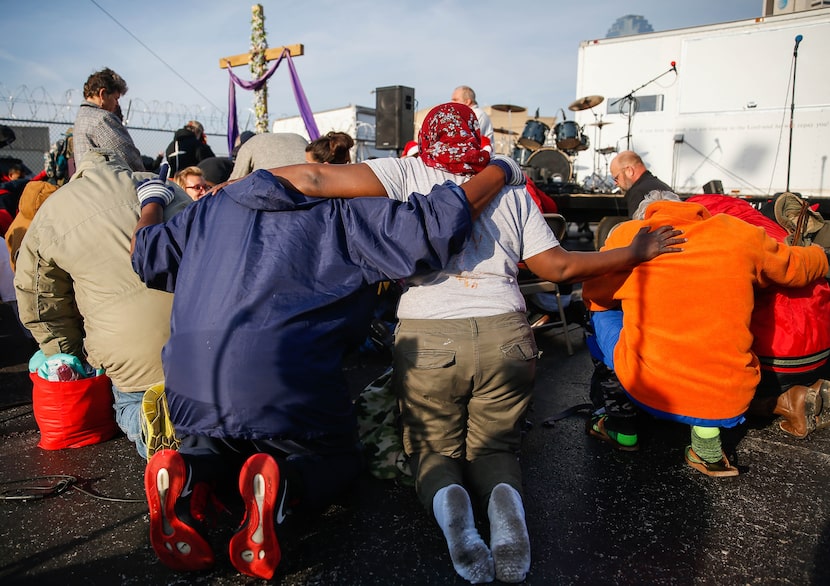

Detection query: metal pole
xmin=786 ymin=35 xmax=803 ymax=192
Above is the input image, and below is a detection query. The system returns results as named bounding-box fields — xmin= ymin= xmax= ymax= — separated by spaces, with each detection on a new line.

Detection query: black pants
xmin=178 ymin=434 xmax=363 ymax=512
xmin=590 ymin=362 xmax=638 ymax=435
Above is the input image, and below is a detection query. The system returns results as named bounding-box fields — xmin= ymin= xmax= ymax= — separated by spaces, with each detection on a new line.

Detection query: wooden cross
xmin=218 ymin=4 xmax=304 ymax=133
xmin=218 ymin=44 xmax=304 ymax=70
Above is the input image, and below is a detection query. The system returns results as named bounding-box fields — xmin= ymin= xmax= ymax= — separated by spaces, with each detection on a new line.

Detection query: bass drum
xmin=526 ymin=148 xmax=572 ymax=184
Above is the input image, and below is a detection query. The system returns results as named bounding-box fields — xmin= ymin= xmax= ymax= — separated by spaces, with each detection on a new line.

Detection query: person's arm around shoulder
xmin=268 ymin=161 xmax=388 ymax=199
xmin=130 ymin=166 xmax=174 ymax=255
xmin=210 ymin=160 xmax=387 ymax=198
xmin=264 ymin=153 xmax=520 ymax=210
xmin=463 ymin=155 xmax=526 ymax=219
xmin=345 ymin=161 xmax=515 ymax=282
xmin=524 ymin=224 xmax=685 ymax=284
xmin=130 ymin=165 xmax=193 ymax=294
xmin=456 ymin=161 xmax=519 ymax=220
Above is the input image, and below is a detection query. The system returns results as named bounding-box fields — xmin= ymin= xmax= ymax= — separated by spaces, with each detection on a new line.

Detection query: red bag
xmin=30 ymin=372 xmax=120 ymax=450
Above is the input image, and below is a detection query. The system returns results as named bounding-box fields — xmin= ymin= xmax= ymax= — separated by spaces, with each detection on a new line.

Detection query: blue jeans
xmin=112 ymin=386 xmax=147 ymax=459
xmin=588 ymin=309 xmax=623 ymax=371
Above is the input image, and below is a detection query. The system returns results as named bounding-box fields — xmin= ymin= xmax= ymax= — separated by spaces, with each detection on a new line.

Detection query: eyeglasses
xmin=185 ymin=184 xmax=207 ymax=192
xmin=612 ymin=166 xmax=630 ymax=184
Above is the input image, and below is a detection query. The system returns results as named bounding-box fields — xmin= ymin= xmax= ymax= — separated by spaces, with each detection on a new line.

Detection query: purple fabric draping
xmin=226 ymin=49 xmax=320 ymax=154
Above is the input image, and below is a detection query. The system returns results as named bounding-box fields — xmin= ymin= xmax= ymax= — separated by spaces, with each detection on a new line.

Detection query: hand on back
xmin=629 ymin=225 xmax=685 ymax=261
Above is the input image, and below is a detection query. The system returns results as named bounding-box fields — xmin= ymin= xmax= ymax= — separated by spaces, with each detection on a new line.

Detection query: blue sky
xmin=1 ymin=0 xmax=761 ymax=133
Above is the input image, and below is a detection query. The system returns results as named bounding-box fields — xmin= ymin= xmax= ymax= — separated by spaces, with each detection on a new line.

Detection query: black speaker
xmin=703 ymin=179 xmax=724 ymax=194
xmin=375 ymin=86 xmax=414 ymax=150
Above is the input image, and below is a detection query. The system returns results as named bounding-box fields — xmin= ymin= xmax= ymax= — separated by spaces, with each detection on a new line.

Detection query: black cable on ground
xmin=0 ymin=474 xmax=145 ymax=504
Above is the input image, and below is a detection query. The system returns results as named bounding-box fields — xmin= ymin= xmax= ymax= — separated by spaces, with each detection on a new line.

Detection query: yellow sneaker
xmin=142 ymin=383 xmax=180 ymax=459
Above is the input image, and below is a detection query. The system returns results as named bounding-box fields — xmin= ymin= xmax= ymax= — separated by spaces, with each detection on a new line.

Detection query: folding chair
xmin=518 ymin=213 xmax=576 ymax=355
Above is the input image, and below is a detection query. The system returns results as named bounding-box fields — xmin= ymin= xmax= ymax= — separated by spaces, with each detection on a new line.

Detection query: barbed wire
xmin=0 ymin=84 xmax=227 ymax=134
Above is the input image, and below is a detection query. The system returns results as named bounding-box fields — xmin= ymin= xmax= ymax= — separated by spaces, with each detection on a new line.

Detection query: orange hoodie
xmin=583 ymin=201 xmax=828 ymax=423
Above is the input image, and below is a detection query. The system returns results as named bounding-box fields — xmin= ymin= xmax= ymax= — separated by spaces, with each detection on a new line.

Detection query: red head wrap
xmin=418 ymin=103 xmax=490 ymax=175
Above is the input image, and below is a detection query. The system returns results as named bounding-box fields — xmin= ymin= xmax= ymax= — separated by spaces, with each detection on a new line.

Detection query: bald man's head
xmin=610 ymin=151 xmax=647 ymax=192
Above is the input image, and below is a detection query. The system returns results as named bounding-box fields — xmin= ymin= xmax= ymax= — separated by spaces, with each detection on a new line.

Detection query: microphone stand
xmin=786 ymin=36 xmax=803 ymax=192
xmin=609 ymin=65 xmax=676 ymax=150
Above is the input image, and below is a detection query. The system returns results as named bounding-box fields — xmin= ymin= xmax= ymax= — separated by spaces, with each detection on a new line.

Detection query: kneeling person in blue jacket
xmin=130 ymin=156 xmax=524 ymax=579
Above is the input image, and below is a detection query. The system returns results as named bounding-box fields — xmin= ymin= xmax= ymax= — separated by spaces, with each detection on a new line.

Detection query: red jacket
xmin=526 ymin=176 xmax=557 ymax=214
xmin=689 ymin=195 xmax=830 ymax=377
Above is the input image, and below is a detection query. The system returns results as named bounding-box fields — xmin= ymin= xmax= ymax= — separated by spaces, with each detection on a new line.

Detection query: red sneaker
xmin=228 ymin=453 xmax=286 ymax=579
xmin=144 ymin=450 xmax=214 ymax=571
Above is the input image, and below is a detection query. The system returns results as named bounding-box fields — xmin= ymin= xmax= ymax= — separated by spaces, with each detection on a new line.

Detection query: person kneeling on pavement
xmin=582 ymin=191 xmax=829 ymax=477
xmin=130 ymin=151 xmax=518 ymax=578
xmin=687 ymin=192 xmax=830 ymax=440
xmin=14 ymin=151 xmax=189 ymax=460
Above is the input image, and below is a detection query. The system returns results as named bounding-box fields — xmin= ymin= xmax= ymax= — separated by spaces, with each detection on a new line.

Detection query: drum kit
xmin=499 ymin=95 xmax=618 ymax=192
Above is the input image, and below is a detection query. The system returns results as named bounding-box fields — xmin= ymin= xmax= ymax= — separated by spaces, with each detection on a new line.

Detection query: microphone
xmin=670 ymin=61 xmax=677 ymax=73
xmin=794 ymin=34 xmax=803 ymax=54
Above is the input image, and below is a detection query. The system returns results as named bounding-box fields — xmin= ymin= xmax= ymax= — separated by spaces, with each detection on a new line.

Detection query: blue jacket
xmin=132 ymin=170 xmax=472 ymax=441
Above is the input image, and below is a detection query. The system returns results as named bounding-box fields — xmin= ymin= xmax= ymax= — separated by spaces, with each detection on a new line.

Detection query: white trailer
xmin=572 ymin=8 xmax=830 ymax=200
xmin=272 ymin=104 xmax=390 ymax=163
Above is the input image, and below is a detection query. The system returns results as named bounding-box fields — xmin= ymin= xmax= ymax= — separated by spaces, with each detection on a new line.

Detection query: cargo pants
xmin=394 ymin=312 xmax=538 ymax=513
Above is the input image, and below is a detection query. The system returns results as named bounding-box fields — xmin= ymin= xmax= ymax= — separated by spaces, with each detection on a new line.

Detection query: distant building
xmin=606 ymin=15 xmax=653 ymax=38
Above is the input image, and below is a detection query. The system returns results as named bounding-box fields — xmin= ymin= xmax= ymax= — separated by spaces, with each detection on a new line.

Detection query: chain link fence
xmin=1 ymin=84 xmax=231 ymax=174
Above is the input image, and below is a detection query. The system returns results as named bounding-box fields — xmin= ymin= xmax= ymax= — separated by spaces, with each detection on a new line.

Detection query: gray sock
xmin=487 ymin=483 xmax=531 ymax=583
xmin=432 ymin=484 xmax=495 ymax=584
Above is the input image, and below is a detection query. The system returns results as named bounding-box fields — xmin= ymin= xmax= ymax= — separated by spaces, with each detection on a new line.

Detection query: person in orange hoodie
xmin=582 ymin=191 xmax=829 ymax=477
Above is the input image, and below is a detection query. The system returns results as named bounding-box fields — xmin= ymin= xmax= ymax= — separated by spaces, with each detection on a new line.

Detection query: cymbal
xmin=587 ymin=120 xmax=614 ymax=127
xmin=491 ymin=104 xmax=526 ymax=113
xmin=493 ymin=127 xmax=517 ymax=135
xmin=597 ymin=146 xmax=617 ymax=155
xmin=568 ymin=95 xmax=604 ymax=111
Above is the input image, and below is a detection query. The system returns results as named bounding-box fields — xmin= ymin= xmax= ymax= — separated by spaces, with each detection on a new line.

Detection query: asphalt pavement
xmin=2 ymin=226 xmax=830 ymax=585
xmin=3 ymin=318 xmax=830 ymax=585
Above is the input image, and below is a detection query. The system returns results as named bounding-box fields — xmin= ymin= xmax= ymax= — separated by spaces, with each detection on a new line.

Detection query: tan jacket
xmin=14 ymin=150 xmax=190 ymax=392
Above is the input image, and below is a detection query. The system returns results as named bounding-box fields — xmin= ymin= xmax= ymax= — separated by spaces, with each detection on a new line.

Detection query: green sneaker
xmin=142 ymin=383 xmax=180 ymax=459
xmin=586 ymin=414 xmax=639 ymax=452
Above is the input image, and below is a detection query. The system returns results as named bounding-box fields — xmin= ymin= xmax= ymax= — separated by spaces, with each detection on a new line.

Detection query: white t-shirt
xmin=363 ymin=157 xmax=559 ymax=319
xmin=471 ymin=105 xmax=495 ymax=146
